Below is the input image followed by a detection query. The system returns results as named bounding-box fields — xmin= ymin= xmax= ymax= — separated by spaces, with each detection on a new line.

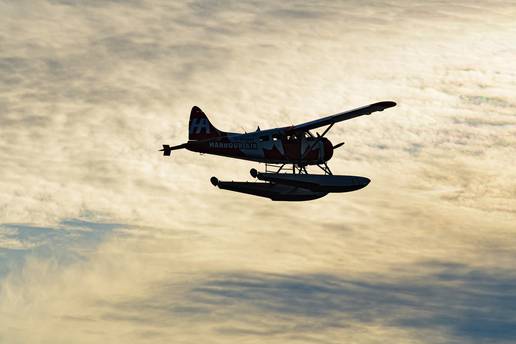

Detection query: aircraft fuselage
xmin=185 ymin=129 xmax=334 ymax=165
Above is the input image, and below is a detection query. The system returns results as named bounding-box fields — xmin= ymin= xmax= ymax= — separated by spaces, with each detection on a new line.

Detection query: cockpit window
xmin=287 ymin=134 xmax=299 ymax=142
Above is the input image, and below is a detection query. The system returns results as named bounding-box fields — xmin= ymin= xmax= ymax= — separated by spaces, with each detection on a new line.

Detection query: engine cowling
xmin=322 ymin=138 xmax=333 ymax=163
xmin=301 ymin=137 xmax=333 ymax=164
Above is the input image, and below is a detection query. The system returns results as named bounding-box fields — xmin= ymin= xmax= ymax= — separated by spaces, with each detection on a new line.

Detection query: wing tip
xmin=377 ymin=100 xmax=397 ymax=109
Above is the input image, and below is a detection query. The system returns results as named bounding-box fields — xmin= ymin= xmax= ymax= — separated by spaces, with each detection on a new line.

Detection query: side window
xmin=272 ymin=134 xmax=281 ymax=141
xmin=259 ymin=135 xmax=269 ymax=142
xmin=287 ymin=134 xmax=298 ymax=142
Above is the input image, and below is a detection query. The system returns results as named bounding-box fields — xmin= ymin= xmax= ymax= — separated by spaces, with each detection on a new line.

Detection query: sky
xmin=1 ymin=0 xmax=516 ymax=343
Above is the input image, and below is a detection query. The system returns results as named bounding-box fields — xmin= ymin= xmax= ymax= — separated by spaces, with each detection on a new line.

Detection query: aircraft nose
xmin=323 ymin=138 xmax=333 ymax=162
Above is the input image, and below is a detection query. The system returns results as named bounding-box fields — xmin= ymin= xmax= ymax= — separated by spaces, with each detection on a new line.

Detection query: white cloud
xmin=0 ymin=0 xmax=515 ymax=342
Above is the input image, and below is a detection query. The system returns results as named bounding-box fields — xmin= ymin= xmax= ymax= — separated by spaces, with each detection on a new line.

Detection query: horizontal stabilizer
xmin=160 ymin=145 xmax=172 ymax=156
xmin=160 ymin=143 xmax=187 ymax=156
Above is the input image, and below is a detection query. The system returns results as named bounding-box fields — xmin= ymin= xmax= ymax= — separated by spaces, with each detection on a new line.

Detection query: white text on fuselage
xmin=209 ymin=142 xmax=258 ymax=149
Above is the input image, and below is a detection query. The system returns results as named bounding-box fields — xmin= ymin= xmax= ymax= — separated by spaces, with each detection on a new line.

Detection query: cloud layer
xmin=1 ymin=0 xmax=515 ymax=343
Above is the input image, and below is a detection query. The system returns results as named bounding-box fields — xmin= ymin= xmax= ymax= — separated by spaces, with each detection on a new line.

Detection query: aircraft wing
xmin=288 ymin=101 xmax=396 ymax=133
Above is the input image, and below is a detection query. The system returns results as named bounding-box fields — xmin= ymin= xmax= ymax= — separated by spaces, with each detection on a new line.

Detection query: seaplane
xmin=161 ymin=101 xmax=396 ymax=201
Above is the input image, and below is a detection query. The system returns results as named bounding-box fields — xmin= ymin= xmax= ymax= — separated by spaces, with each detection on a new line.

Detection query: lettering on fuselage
xmin=189 ymin=118 xmax=211 ymax=134
xmin=209 ymin=142 xmax=257 ymax=149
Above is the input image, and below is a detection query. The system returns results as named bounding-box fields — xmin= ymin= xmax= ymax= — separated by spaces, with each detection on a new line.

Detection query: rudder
xmin=188 ymin=106 xmax=224 ymax=140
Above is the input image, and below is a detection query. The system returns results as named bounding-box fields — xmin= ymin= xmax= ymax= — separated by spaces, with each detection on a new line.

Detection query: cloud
xmin=4 ymin=256 xmax=516 ymax=343
xmin=168 ymin=262 xmax=516 ymax=342
xmin=0 ymin=220 xmax=123 ymax=278
xmin=0 ymin=0 xmax=515 ymax=342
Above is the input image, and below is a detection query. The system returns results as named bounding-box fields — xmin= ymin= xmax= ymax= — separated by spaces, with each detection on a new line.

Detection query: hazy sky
xmin=1 ymin=1 xmax=516 ymax=343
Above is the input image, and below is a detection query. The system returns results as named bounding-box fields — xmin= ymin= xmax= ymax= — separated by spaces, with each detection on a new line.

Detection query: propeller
xmin=333 ymin=142 xmax=345 ymax=150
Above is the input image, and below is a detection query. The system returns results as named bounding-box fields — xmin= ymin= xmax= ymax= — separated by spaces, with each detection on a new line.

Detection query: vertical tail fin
xmin=188 ymin=106 xmax=224 ymax=141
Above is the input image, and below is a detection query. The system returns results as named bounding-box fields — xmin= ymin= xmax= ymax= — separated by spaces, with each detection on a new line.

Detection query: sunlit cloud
xmin=1 ymin=0 xmax=515 ymax=343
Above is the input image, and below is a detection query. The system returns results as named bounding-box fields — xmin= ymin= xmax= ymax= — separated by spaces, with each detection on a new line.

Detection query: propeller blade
xmin=333 ymin=142 xmax=345 ymax=150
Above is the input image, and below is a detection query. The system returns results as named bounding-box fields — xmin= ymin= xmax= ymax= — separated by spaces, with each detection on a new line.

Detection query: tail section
xmin=189 ymin=106 xmax=224 ymax=141
xmin=160 ymin=144 xmax=172 ymax=156
xmin=159 ymin=143 xmax=187 ymax=156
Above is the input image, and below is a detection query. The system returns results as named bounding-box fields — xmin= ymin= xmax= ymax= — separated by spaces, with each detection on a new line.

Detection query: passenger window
xmin=287 ymin=134 xmax=298 ymax=142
